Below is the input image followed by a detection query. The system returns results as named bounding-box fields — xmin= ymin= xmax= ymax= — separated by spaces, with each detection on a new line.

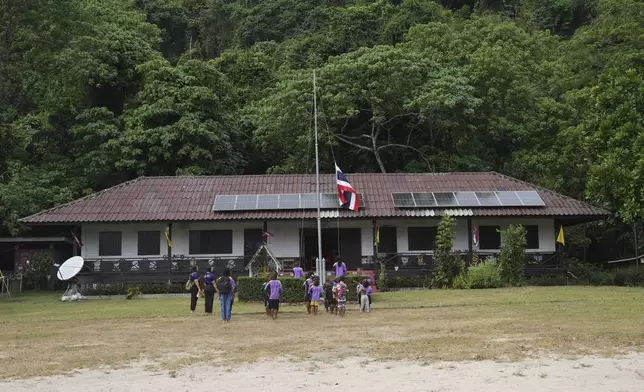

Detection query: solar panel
xmin=433 ymin=192 xmax=458 ymax=207
xmin=213 ymin=195 xmax=237 ymax=211
xmin=235 ymin=194 xmax=258 ymax=210
xmin=257 ymin=194 xmax=279 ymax=209
xmin=455 ymin=192 xmax=480 ymax=207
xmin=516 ymin=191 xmax=545 ymax=206
xmin=392 ymin=192 xmax=415 ymax=207
xmin=496 ymin=191 xmax=522 ymax=206
xmin=278 ymin=194 xmax=300 ymax=209
xmin=412 ymin=193 xmax=436 ymax=207
xmin=300 ymin=193 xmax=319 ymax=209
xmin=320 ymin=193 xmax=338 ymax=208
xmin=475 ymin=192 xmax=501 ymax=206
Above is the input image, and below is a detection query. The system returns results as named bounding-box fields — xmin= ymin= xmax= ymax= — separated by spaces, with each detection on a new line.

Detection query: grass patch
xmin=1 ymin=286 xmax=643 ymax=379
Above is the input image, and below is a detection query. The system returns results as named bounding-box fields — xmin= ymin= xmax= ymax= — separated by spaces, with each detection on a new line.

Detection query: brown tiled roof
xmin=19 ymin=172 xmax=607 ymax=224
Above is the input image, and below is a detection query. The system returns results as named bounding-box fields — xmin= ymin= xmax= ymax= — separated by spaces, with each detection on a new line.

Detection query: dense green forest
xmin=0 ymin=0 xmax=642 ymax=260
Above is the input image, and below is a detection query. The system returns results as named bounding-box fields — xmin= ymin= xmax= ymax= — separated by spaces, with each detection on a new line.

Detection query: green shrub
xmin=613 ymin=267 xmax=644 ymax=286
xmin=567 ymin=259 xmax=615 ymax=285
xmin=528 ymin=276 xmax=568 ymax=286
xmin=468 ymin=257 xmax=503 ymax=289
xmin=82 ymin=283 xmax=184 ymax=296
xmin=125 ymin=285 xmax=142 ymax=300
xmin=386 ymin=276 xmax=427 ymax=288
xmin=499 ymin=225 xmax=526 ymax=286
xmin=377 ymin=261 xmax=388 ymax=292
xmin=452 ymin=273 xmax=470 ymax=289
xmin=24 ymin=252 xmax=53 ymax=290
xmin=432 ymin=215 xmax=464 ymax=288
xmin=236 ymin=275 xmax=369 ymax=302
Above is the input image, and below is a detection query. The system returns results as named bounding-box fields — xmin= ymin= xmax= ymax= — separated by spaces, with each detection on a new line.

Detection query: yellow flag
xmin=556 ymin=225 xmax=565 ymax=246
xmin=165 ymin=230 xmax=174 ymax=248
xmin=375 ymin=225 xmax=380 ymax=246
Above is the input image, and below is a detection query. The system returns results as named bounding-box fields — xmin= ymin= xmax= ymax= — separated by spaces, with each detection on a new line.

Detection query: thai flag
xmin=335 ymin=163 xmax=360 ymax=211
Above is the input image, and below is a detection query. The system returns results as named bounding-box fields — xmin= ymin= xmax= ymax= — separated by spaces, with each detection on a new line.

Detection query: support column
xmin=372 ymin=220 xmax=378 ymax=265
xmin=71 ymin=226 xmax=79 ymax=257
xmin=467 ymin=218 xmax=473 ymax=267
xmin=166 ymin=222 xmax=172 ymax=281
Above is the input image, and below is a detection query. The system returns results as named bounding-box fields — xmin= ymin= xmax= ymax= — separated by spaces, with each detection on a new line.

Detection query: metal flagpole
xmin=313 ymin=70 xmax=323 ymax=279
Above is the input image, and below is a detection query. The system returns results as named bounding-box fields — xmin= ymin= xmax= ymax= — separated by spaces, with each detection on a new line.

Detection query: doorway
xmin=301 ymin=228 xmax=362 ymax=271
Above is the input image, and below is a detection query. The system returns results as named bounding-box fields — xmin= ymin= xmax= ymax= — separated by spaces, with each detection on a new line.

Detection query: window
xmin=525 ymin=225 xmax=539 ymax=249
xmin=479 ymin=226 xmax=501 ymax=250
xmin=407 ymin=227 xmax=437 ymax=251
xmin=189 ymin=230 xmax=233 ymax=254
xmin=99 ymin=232 xmax=122 ymax=256
xmin=244 ymin=229 xmax=263 ymax=256
xmin=138 ymin=231 xmax=160 ymax=255
xmin=378 ymin=226 xmax=398 ymax=254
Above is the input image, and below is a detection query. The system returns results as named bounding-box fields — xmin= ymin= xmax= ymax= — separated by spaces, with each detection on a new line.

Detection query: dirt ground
xmin=2 ymin=287 xmax=644 ymax=390
xmin=3 ymin=354 xmax=644 ymax=392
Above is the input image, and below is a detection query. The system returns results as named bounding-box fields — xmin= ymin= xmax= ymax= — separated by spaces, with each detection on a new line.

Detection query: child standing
xmin=324 ymin=278 xmax=335 ymax=313
xmin=309 ymin=278 xmax=322 ymax=315
xmin=356 ymin=280 xmax=364 ymax=309
xmin=359 ymin=279 xmax=370 ymax=313
xmin=366 ymin=279 xmax=373 ymax=310
xmin=293 ymin=264 xmax=304 ymax=278
xmin=266 ymin=272 xmax=283 ymax=320
xmin=334 ymin=277 xmax=348 ymax=317
xmin=303 ymin=273 xmax=313 ymax=314
xmin=261 ymin=276 xmax=270 ymax=317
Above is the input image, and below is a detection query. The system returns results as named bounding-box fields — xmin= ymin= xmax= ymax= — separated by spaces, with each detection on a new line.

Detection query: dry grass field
xmin=1 ymin=286 xmax=644 ymax=380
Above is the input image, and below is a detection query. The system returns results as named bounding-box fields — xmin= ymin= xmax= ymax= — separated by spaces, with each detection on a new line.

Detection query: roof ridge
xmin=489 ymin=171 xmax=610 ymax=214
xmin=139 ymin=172 xmax=495 ymax=179
xmin=18 ymin=177 xmax=145 ymax=223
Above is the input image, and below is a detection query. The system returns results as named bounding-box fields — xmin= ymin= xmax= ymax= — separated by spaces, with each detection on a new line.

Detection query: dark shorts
xmin=304 ymin=293 xmax=311 ymax=301
xmin=268 ymin=299 xmax=280 ymax=310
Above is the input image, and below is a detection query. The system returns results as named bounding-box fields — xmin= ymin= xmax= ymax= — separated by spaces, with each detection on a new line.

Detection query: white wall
xmin=81 ymin=223 xmax=167 ymax=259
xmin=81 ymin=217 xmax=555 ymax=259
xmin=378 ymin=217 xmax=555 ymax=254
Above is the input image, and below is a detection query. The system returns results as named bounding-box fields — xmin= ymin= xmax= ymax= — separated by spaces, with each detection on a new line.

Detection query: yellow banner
xmin=165 ymin=230 xmax=174 ymax=248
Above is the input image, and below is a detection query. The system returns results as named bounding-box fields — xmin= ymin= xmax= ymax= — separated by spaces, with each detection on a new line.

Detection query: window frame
xmin=407 ymin=226 xmax=438 ymax=251
xmin=524 ymin=225 xmax=540 ymax=250
xmin=98 ymin=231 xmax=122 ymax=256
xmin=188 ymin=230 xmax=233 ymax=255
xmin=137 ymin=231 xmax=161 ymax=256
xmin=478 ymin=225 xmax=501 ymax=250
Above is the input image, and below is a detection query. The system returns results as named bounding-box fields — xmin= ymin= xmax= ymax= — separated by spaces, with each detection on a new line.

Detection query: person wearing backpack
xmin=215 ymin=268 xmax=236 ymax=323
xmin=186 ymin=266 xmax=201 ymax=314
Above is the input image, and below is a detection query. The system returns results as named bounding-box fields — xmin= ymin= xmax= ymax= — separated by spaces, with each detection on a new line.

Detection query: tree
xmin=499 ymin=225 xmax=527 ymax=285
xmin=117 ymin=59 xmax=244 ymax=176
xmin=431 ymin=215 xmax=464 ymax=288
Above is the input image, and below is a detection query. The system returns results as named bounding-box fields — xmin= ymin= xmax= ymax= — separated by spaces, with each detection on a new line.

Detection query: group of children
xmin=260 ymin=271 xmax=373 ymax=319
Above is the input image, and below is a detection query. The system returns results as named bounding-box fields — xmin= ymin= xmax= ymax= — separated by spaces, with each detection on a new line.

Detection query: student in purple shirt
xmin=293 ymin=264 xmax=304 ymax=278
xmin=203 ymin=267 xmax=216 ymax=315
xmin=333 ymin=258 xmax=347 ymax=277
xmin=187 ymin=267 xmax=200 ymax=314
xmin=303 ymin=272 xmax=314 ymax=314
xmin=309 ymin=277 xmax=323 ymax=316
xmin=266 ymin=272 xmax=283 ymax=320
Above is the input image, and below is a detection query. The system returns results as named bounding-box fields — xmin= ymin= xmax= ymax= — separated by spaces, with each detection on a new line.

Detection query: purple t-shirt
xmin=293 ymin=267 xmax=304 ymax=278
xmin=366 ymin=286 xmax=372 ymax=295
xmin=310 ymin=285 xmax=322 ymax=301
xmin=268 ymin=280 xmax=283 ymax=300
xmin=334 ymin=262 xmax=347 ymax=277
xmin=189 ymin=272 xmax=198 ymax=282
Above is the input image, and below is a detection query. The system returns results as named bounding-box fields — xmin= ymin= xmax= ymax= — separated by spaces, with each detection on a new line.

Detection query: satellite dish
xmin=57 ymin=256 xmax=87 ymax=302
xmin=57 ymin=256 xmax=84 ymax=281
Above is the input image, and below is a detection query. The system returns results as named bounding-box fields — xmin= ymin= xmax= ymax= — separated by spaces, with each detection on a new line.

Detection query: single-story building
xmin=18 ymin=172 xmax=606 ymax=283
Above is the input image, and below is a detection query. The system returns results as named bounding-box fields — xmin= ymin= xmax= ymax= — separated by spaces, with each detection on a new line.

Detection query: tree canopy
xmin=1 ymin=0 xmax=643 ymax=259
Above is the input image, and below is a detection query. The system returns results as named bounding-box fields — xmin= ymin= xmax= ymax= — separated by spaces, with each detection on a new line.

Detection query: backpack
xmin=217 ymin=276 xmax=232 ymax=294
